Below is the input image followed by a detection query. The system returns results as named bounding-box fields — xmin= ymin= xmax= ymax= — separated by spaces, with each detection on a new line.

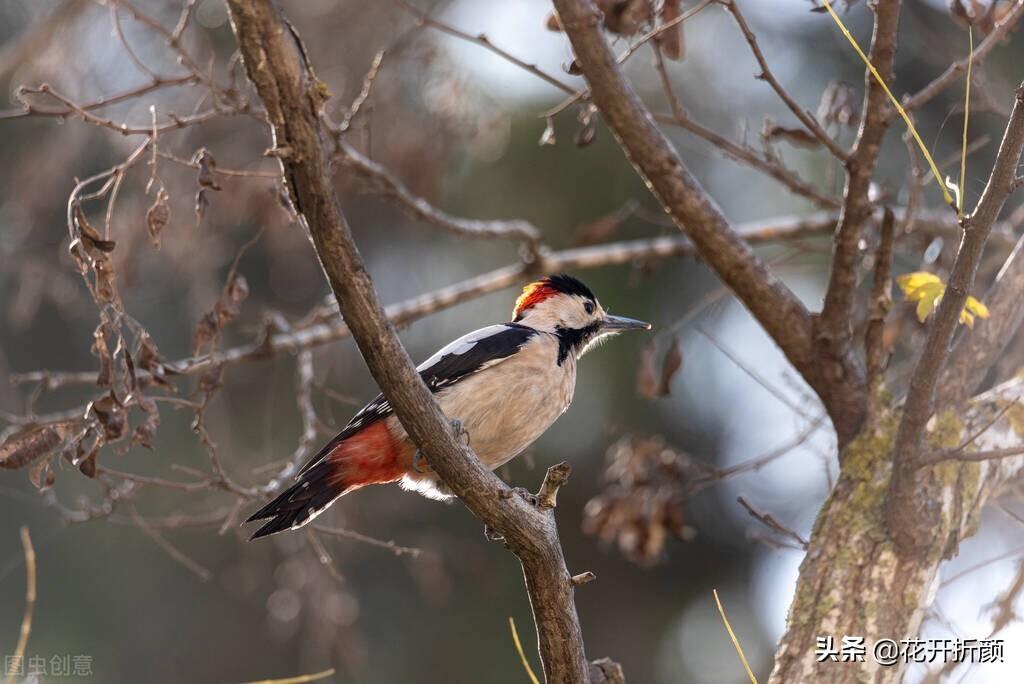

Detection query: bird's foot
xmin=412 ymin=418 xmax=470 ymax=474
xmin=483 ymin=524 xmax=505 ymax=542
xmin=450 ymin=418 xmax=470 ymax=446
xmin=412 ymin=449 xmax=430 ymax=474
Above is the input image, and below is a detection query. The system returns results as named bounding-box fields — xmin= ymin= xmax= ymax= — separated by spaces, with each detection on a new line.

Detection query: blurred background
xmin=1 ymin=1 xmax=1023 ymax=682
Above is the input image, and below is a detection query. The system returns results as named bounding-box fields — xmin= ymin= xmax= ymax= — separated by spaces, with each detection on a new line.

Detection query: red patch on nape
xmin=326 ymin=421 xmax=408 ymax=489
xmin=513 ymin=280 xmax=560 ymax=319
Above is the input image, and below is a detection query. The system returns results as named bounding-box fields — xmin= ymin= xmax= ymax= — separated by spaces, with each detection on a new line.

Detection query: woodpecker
xmin=245 ymin=274 xmax=650 ymax=539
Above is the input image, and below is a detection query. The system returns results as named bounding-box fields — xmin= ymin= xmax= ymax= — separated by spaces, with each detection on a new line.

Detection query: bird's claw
xmin=412 ymin=449 xmax=431 ymax=474
xmin=450 ymin=418 xmax=470 ymax=446
xmin=412 ymin=419 xmax=470 ymax=474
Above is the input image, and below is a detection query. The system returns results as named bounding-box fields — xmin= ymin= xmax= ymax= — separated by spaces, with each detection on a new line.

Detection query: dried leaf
xmin=0 ymin=424 xmax=66 ymax=470
xmin=575 ymin=119 xmax=597 ymax=147
xmin=764 ymin=123 xmax=821 ymax=149
xmin=29 ymin=458 xmax=55 ymax=492
xmin=599 ymin=0 xmax=652 ymax=36
xmin=94 ymin=258 xmax=117 ymax=304
xmin=656 ymin=0 xmax=684 ymax=61
xmin=817 ymin=81 xmax=859 ymax=128
xmin=78 ymin=448 xmax=97 ymax=478
xmin=193 ymin=148 xmax=222 ymax=191
xmin=133 ymin=404 xmax=161 ymax=450
xmin=92 ymin=322 xmax=113 ymax=387
xmin=146 ymin=188 xmax=170 ymax=249
xmin=74 ymin=204 xmax=117 ymax=253
xmin=539 ymin=118 xmax=557 ymax=146
xmin=658 ymin=339 xmax=683 ymax=396
xmin=90 ymin=394 xmax=126 ymax=441
xmin=636 ymin=344 xmax=660 ymax=399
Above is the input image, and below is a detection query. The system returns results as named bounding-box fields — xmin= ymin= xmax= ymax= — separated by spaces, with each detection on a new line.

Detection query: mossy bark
xmin=769 ymin=377 xmax=1024 ymax=683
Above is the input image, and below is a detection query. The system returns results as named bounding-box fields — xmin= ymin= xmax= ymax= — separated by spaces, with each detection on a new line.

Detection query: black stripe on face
xmin=555 ymin=321 xmax=602 ymax=365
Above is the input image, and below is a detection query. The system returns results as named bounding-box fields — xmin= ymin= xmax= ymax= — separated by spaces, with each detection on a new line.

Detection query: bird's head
xmin=512 ymin=274 xmax=650 ymax=358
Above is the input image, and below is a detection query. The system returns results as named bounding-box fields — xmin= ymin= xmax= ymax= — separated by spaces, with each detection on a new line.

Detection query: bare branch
xmin=902 ymin=1 xmax=1024 ymax=114
xmin=888 ymin=83 xmax=1024 ymax=551
xmin=337 ymin=141 xmax=543 ymax=246
xmin=550 ymin=0 xmax=868 ymax=445
xmin=865 ymin=207 xmax=895 ymax=395
xmin=737 ymin=495 xmax=808 ymax=550
xmin=223 ymin=2 xmax=609 ymax=680
xmin=721 ymin=0 xmax=848 ymax=161
xmin=817 ymin=1 xmax=904 ymax=438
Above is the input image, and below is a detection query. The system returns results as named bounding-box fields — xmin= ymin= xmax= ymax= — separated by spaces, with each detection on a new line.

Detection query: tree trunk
xmin=770 ymin=378 xmax=1024 ymax=681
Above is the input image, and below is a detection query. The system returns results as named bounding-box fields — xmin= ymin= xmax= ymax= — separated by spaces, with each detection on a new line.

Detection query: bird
xmin=245 ymin=274 xmax=650 ymax=539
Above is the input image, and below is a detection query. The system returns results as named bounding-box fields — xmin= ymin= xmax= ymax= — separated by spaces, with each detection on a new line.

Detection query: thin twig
xmin=7 ymin=527 xmax=36 ymax=684
xmin=737 ymin=496 xmax=808 ymax=549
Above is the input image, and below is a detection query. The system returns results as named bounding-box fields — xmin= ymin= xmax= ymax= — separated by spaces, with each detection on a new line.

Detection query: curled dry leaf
xmin=92 ymin=321 xmax=113 ymax=387
xmin=193 ymin=273 xmax=250 ymax=354
xmin=598 ymin=0 xmax=653 ymax=36
xmin=192 ymin=148 xmax=221 ymax=223
xmin=70 ymin=205 xmax=119 ymax=303
xmin=658 ymin=338 xmax=683 ymax=396
xmin=146 ymin=188 xmax=170 ymax=249
xmin=817 ymin=80 xmax=859 ymax=129
xmin=132 ymin=395 xmax=160 ymax=450
xmin=637 ymin=339 xmax=682 ymax=398
xmin=636 ymin=343 xmax=660 ymax=399
xmin=0 ymin=423 xmax=68 ymax=470
xmin=656 ymin=0 xmax=684 ymax=61
xmin=539 ymin=117 xmax=557 ymax=146
xmin=763 ymin=123 xmax=822 ymax=149
xmin=137 ymin=333 xmax=172 ymax=387
xmin=90 ymin=394 xmax=126 ymax=441
xmin=30 ymin=458 xmax=56 ymax=492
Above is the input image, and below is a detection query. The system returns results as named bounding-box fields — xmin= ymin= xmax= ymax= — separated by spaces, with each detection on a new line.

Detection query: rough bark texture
xmin=223 ymin=1 xmax=611 ymax=681
xmin=771 ymin=376 xmax=1024 ymax=682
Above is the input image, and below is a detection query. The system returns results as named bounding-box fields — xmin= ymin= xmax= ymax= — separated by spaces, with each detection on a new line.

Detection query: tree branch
xmin=901 ymin=0 xmax=1024 ymax=115
xmin=550 ymin=0 xmax=865 ymax=445
xmin=887 ymin=83 xmax=1024 ymax=552
xmin=222 ymin=1 xmax=612 ymax=681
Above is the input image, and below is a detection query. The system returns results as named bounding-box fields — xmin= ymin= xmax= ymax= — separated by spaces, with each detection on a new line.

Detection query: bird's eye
xmin=584 ymin=301 xmax=595 ymax=315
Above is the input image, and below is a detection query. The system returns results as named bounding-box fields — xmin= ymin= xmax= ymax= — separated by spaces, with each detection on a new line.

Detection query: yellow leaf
xmin=965 ymin=296 xmax=990 ymax=319
xmin=896 ymin=271 xmax=989 ymax=327
xmin=897 ymin=272 xmax=942 ymax=299
xmin=917 ymin=290 xmax=941 ymax=323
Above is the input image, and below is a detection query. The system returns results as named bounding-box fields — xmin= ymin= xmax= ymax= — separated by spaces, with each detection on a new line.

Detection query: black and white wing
xmin=298 ymin=323 xmax=537 ymax=475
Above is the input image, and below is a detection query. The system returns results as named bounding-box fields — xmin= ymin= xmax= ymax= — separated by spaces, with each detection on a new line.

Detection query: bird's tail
xmin=245 ymin=421 xmax=407 ymax=540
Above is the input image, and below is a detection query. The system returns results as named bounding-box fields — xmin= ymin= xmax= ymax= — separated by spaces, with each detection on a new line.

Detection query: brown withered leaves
xmin=193 ymin=272 xmax=249 ymax=354
xmin=0 ymin=423 xmax=68 ymax=471
xmin=146 ymin=188 xmax=170 ymax=248
xmin=655 ymin=0 xmax=684 ymax=61
xmin=192 ymin=148 xmax=221 ymax=223
xmin=69 ymin=204 xmax=118 ymax=304
xmin=583 ymin=434 xmax=699 ymax=565
xmin=636 ymin=338 xmax=683 ymax=398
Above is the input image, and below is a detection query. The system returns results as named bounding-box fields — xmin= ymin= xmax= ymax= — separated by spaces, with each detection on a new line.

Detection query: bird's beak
xmin=601 ymin=314 xmax=651 ymax=332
